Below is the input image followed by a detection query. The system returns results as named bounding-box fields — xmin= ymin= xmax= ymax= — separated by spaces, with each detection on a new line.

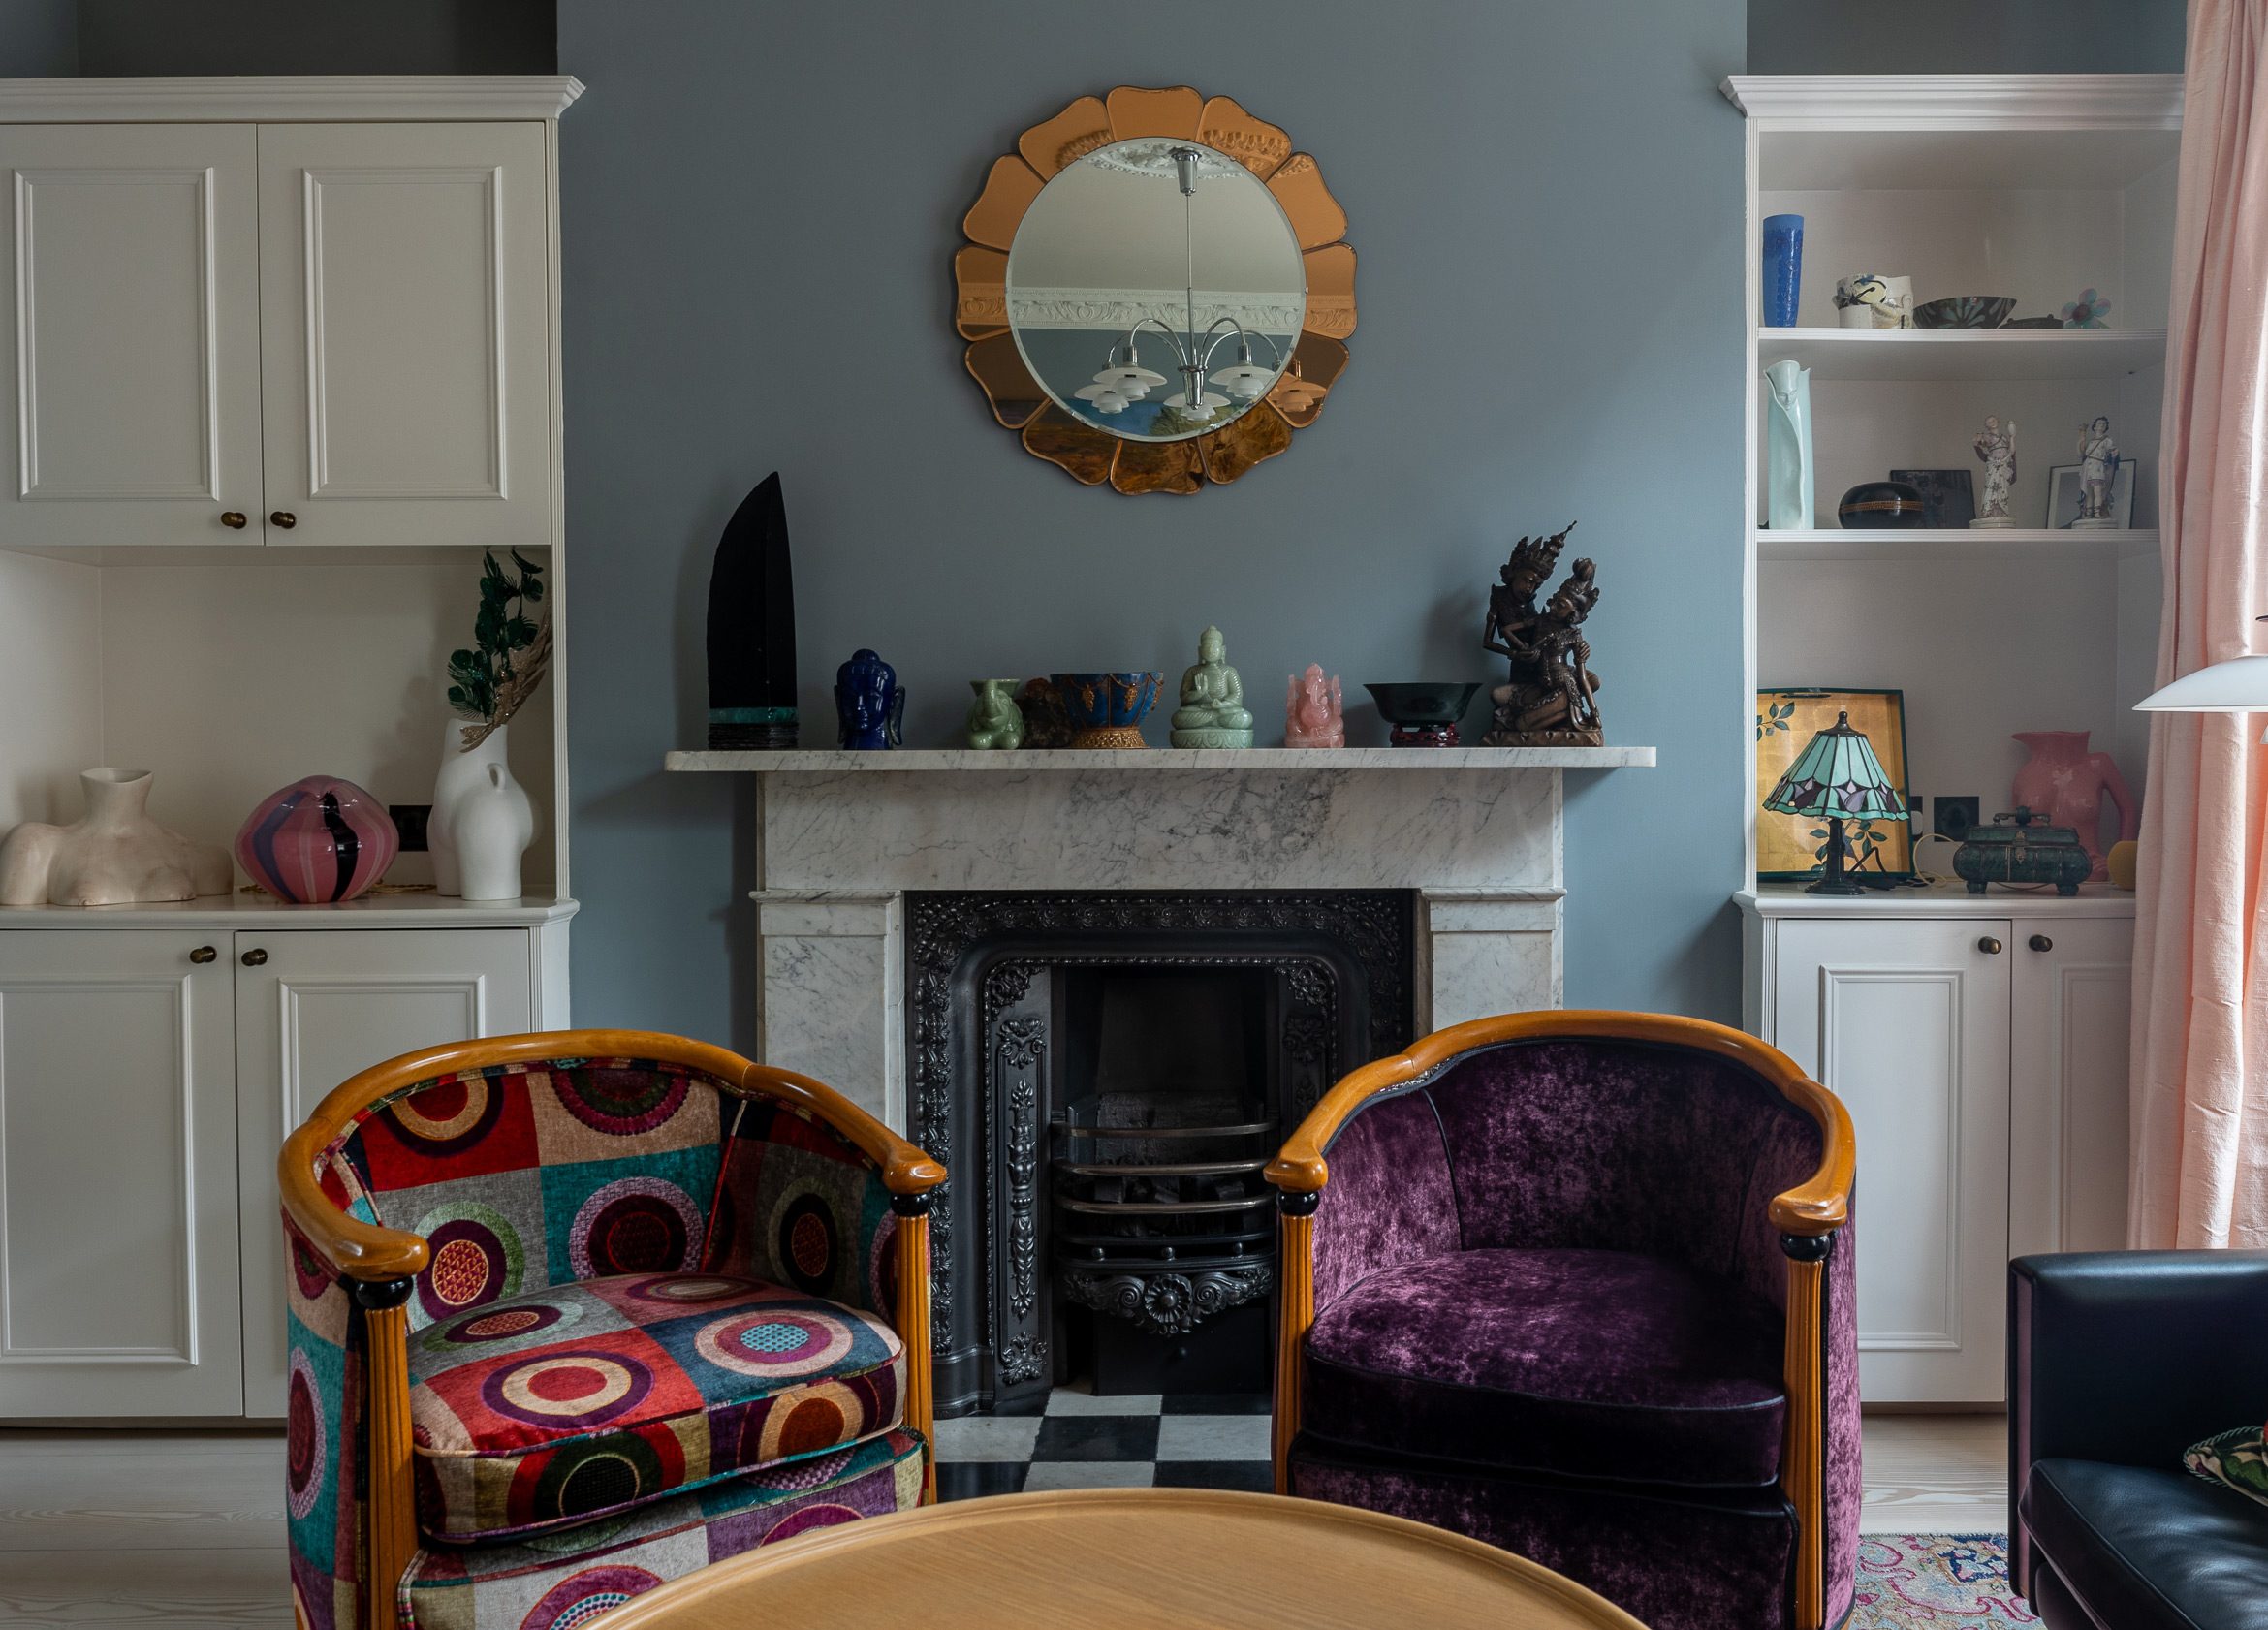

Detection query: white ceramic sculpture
xmin=2073 ymin=416 xmax=2121 ymax=528
xmin=1763 ymin=360 xmax=1814 ymax=530
xmin=0 ymin=768 xmax=231 ymax=907
xmin=1836 ymin=273 xmax=1912 ymax=329
xmin=431 ymin=722 xmax=535 ymax=900
xmin=1972 ymin=415 xmax=2019 ymax=528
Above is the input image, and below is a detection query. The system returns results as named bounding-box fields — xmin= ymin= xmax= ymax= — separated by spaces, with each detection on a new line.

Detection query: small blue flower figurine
xmin=835 ymin=648 xmax=904 ymax=749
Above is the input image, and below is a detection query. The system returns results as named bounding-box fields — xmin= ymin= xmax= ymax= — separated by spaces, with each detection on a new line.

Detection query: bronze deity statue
xmin=1480 ymin=523 xmax=1603 ymax=748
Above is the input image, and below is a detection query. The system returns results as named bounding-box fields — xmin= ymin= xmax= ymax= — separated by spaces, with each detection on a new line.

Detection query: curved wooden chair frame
xmin=1263 ymin=1010 xmax=1854 ymax=1630
xmin=279 ymin=1029 xmax=947 ymax=1630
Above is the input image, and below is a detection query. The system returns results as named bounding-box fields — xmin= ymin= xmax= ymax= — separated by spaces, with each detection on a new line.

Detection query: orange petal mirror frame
xmin=955 ymin=86 xmax=1356 ymax=495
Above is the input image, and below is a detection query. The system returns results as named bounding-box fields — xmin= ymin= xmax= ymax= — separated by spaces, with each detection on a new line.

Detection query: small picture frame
xmin=1755 ymin=687 xmax=1916 ymax=881
xmin=1889 ymin=469 xmax=1975 ymax=530
xmin=2046 ymin=461 xmax=2135 ymax=529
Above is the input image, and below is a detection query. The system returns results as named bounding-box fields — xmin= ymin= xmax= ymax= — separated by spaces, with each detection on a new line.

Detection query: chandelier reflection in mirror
xmin=957 ymin=87 xmax=1356 ymax=493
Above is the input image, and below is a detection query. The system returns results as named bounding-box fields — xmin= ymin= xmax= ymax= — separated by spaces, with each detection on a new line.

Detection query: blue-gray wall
xmin=1748 ymin=0 xmax=2185 ymax=75
xmin=557 ymin=0 xmax=1750 ymax=1051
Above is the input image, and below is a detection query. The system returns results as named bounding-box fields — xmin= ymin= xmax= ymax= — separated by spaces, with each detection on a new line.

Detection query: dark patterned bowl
xmin=1838 ymin=481 xmax=1930 ymax=530
xmin=1912 ymin=296 xmax=2015 ymax=329
xmin=1051 ymin=673 xmax=1162 ymax=741
xmin=1364 ymin=682 xmax=1482 ymax=726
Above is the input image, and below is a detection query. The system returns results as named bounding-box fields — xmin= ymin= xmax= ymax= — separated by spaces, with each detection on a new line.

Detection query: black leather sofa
xmin=2009 ymin=1251 xmax=2268 ymax=1629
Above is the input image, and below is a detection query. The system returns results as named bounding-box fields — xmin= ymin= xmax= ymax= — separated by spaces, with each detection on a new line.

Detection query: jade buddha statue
xmin=1170 ymin=626 xmax=1255 ymax=749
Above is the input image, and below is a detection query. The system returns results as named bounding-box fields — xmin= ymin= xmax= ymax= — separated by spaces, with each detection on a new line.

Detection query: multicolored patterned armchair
xmin=1267 ymin=1012 xmax=1858 ymax=1630
xmin=278 ymin=1030 xmax=944 ymax=1630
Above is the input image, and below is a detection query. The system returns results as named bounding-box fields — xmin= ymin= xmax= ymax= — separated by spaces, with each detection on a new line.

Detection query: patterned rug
xmin=1853 ymin=1535 xmax=2037 ymax=1627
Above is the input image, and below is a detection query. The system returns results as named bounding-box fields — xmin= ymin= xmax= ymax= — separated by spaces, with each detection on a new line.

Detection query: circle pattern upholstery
xmin=569 ymin=1177 xmax=703 ymax=1279
xmin=286 ymin=1349 xmax=325 ymax=1520
xmin=483 ymin=1351 xmax=655 ymax=1431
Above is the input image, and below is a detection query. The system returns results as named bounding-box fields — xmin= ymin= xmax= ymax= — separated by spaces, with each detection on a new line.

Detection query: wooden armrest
xmin=1265 ymin=1010 xmax=1852 ymax=1236
xmin=278 ymin=1029 xmax=948 ymax=1285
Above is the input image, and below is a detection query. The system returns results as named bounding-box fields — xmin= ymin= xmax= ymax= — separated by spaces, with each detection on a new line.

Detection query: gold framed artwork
xmin=1756 ymin=688 xmax=1915 ymax=880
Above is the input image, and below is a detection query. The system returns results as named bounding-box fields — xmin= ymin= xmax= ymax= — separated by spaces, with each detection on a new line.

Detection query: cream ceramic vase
xmin=431 ymin=724 xmax=535 ymax=899
xmin=0 ymin=768 xmax=232 ymax=907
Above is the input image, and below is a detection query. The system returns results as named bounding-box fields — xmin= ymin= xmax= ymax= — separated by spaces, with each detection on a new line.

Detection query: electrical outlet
xmin=391 ymin=803 xmax=432 ymax=852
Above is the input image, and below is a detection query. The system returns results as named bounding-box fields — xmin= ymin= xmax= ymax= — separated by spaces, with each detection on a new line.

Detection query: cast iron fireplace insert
xmin=905 ymin=891 xmax=1415 ymax=1415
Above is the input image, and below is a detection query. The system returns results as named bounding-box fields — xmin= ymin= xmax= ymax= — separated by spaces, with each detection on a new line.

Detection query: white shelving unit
xmin=0 ymin=78 xmax=583 ymax=1422
xmin=1724 ymin=75 xmax=2179 ymax=1407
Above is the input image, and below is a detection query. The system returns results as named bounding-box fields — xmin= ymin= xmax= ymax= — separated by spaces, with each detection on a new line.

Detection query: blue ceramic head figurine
xmin=835 ymin=648 xmax=904 ymax=749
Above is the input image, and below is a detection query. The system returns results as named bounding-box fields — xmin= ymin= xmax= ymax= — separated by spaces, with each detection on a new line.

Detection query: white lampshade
xmin=1213 ymin=362 xmax=1275 ymax=397
xmin=1074 ymin=384 xmax=1129 ymax=414
xmin=1093 ymin=364 xmax=1165 ymax=395
xmin=2133 ymin=655 xmax=2268 ymax=711
xmin=1165 ymin=390 xmax=1230 ymax=411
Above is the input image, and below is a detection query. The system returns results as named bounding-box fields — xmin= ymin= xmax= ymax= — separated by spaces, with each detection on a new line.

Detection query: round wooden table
xmin=597 ymin=1488 xmax=1650 ymax=1629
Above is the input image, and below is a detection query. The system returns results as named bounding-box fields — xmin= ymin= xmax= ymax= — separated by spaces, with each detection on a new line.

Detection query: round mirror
xmin=1006 ymin=138 xmax=1306 ymax=443
xmin=957 ymin=87 xmax=1355 ymax=494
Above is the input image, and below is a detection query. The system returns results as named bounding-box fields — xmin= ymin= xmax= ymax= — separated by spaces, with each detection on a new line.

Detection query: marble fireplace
xmin=665 ymin=744 xmax=1654 ymax=1407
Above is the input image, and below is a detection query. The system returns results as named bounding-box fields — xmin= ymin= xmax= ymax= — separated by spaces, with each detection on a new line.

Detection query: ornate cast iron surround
xmin=906 ymin=891 xmax=1413 ymax=1414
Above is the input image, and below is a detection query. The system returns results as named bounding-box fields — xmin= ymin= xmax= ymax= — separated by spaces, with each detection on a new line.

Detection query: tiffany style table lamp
xmin=1763 ymin=708 xmax=1910 ymax=894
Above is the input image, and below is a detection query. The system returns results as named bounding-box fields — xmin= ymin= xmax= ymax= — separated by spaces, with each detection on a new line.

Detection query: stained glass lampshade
xmin=1762 ymin=709 xmax=1909 ymax=893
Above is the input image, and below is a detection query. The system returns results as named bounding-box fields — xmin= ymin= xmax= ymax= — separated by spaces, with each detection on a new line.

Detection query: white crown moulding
xmin=1720 ymin=74 xmax=2183 ymax=129
xmin=0 ymin=75 xmax=585 ymax=123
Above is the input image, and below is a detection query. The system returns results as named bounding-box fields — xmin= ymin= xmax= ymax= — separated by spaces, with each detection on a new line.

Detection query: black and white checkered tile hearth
xmin=931 ymin=1385 xmax=1274 ymax=1500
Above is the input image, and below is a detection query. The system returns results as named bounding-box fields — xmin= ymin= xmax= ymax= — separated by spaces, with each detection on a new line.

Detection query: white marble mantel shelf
xmin=666 ymin=745 xmax=1656 ymax=772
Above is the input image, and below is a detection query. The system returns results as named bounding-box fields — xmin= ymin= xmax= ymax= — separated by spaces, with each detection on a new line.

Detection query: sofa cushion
xmin=2023 ymin=1458 xmax=2268 ymax=1630
xmin=2185 ymin=1425 xmax=2268 ymax=1509
xmin=399 ymin=1427 xmax=926 ymax=1630
xmin=409 ymin=1271 xmax=903 ymax=1542
xmin=1302 ymin=1247 xmax=1786 ymax=1487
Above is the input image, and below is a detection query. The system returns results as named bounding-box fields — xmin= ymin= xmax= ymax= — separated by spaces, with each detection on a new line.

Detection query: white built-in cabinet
xmin=1745 ymin=895 xmax=2133 ymax=1404
xmin=1726 ymin=77 xmax=2175 ymax=1407
xmin=0 ymin=911 xmax=566 ymax=1420
xmin=0 ymin=78 xmax=583 ymax=1421
xmin=0 ymin=107 xmax=556 ymax=549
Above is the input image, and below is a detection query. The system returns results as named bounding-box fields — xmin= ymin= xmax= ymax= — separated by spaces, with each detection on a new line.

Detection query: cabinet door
xmin=236 ymin=928 xmax=533 ymax=1416
xmin=2010 ymin=917 xmax=2133 ymax=1259
xmin=257 ymin=123 xmax=551 ymax=549
xmin=1771 ymin=918 xmax=2012 ymax=1403
xmin=0 ymin=931 xmax=241 ymax=1416
xmin=0 ymin=125 xmax=266 ymax=547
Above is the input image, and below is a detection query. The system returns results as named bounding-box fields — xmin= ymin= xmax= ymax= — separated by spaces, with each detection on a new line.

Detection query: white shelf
xmin=0 ymin=893 xmax=579 ymax=930
xmin=665 ymin=746 xmax=1657 ymax=773
xmin=1738 ymin=882 xmax=2134 ymax=919
xmin=1754 ymin=527 xmax=2158 ymax=561
xmin=1758 ymin=328 xmax=2164 ymax=382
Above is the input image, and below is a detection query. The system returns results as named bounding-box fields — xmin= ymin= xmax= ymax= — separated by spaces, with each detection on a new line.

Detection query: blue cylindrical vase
xmin=1761 ymin=213 xmax=1805 ymax=328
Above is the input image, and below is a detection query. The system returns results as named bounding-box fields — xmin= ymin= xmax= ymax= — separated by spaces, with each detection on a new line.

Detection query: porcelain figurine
xmin=835 ymin=649 xmax=904 ymax=749
xmin=1169 ymin=626 xmax=1255 ymax=748
xmin=1971 ymin=415 xmax=2018 ymax=527
xmin=1763 ymin=360 xmax=1813 ymax=530
xmin=2073 ymin=417 xmax=2121 ymax=528
xmin=1284 ymin=665 xmax=1345 ymax=747
xmin=1481 ymin=525 xmax=1605 ymax=747
xmin=963 ymin=678 xmax=1025 ymax=750
xmin=0 ymin=767 xmax=231 ymax=907
xmin=1835 ymin=273 xmax=1911 ymax=329
xmin=2011 ymin=730 xmax=2137 ymax=881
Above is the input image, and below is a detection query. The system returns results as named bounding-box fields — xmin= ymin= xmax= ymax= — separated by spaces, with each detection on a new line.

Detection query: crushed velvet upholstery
xmin=1289 ymin=1032 xmax=1857 ymax=1630
xmin=1305 ymin=1247 xmax=1786 ymax=1486
xmin=1292 ymin=1445 xmax=1795 ymax=1630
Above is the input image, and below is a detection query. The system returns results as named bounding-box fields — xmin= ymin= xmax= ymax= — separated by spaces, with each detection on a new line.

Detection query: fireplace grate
xmin=1049 ymin=1098 xmax=1277 ymax=1334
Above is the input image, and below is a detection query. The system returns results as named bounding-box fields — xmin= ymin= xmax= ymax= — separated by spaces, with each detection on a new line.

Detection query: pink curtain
xmin=2131 ymin=0 xmax=2268 ymax=1247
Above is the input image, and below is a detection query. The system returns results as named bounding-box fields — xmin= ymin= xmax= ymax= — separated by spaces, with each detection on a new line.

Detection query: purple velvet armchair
xmin=1266 ymin=1011 xmax=1858 ymax=1630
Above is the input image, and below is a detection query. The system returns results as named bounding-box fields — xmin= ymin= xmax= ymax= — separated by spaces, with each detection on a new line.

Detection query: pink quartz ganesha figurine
xmin=2011 ymin=730 xmax=2138 ymax=882
xmin=1285 ymin=665 xmax=1346 ymax=747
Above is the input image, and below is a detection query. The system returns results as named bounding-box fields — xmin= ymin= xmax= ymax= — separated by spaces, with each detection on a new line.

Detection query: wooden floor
xmin=0 ymin=1415 xmax=2006 ymax=1626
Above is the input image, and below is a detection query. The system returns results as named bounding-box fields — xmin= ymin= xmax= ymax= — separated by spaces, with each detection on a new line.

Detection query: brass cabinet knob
xmin=219 ymin=511 xmax=247 ymax=529
xmin=2029 ymin=934 xmax=2054 ymax=953
xmin=268 ymin=511 xmax=297 ymax=529
xmin=1977 ymin=936 xmax=2004 ymax=955
xmin=240 ymin=947 xmax=269 ymax=967
xmin=188 ymin=945 xmax=218 ymax=964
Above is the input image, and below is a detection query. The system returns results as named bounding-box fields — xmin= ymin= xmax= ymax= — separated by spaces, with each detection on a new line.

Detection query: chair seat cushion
xmin=408 ymin=1271 xmax=904 ymax=1542
xmin=1302 ymin=1247 xmax=1787 ymax=1487
xmin=399 ymin=1427 xmax=926 ymax=1630
xmin=2022 ymin=1458 xmax=2268 ymax=1630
